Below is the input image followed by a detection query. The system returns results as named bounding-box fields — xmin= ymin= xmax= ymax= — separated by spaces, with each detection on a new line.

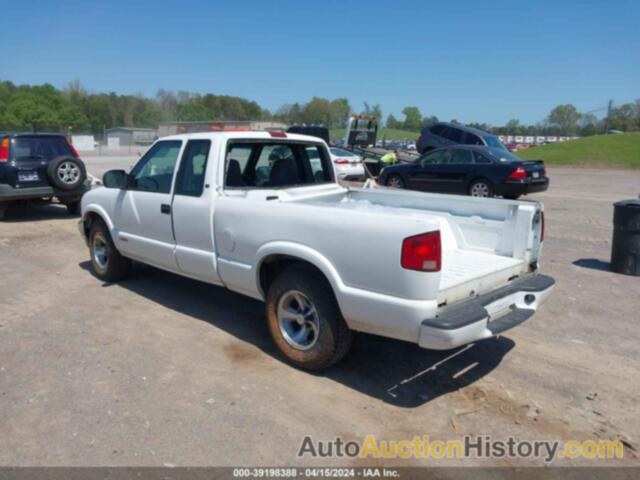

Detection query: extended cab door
xmin=113 ymin=140 xmax=182 ymax=271
xmin=171 ymin=139 xmax=222 ymax=285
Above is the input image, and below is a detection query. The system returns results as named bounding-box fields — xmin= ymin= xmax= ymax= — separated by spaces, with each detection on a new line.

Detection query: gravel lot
xmin=0 ymin=165 xmax=639 ymax=467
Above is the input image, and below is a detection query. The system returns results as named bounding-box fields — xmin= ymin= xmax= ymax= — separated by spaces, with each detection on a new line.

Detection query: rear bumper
xmin=419 ymin=274 xmax=555 ymax=350
xmin=498 ymin=178 xmax=549 ymax=196
xmin=0 ymin=181 xmax=91 ymax=202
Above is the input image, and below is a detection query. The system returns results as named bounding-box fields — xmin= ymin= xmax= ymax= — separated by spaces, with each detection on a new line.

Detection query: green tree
xmin=302 ymin=97 xmax=333 ymax=125
xmin=386 ymin=114 xmax=401 ymax=129
xmin=421 ymin=115 xmax=439 ymax=129
xmin=401 ymin=106 xmax=422 ymax=131
xmin=548 ymin=104 xmax=581 ymax=135
xmin=330 ymin=98 xmax=351 ymax=128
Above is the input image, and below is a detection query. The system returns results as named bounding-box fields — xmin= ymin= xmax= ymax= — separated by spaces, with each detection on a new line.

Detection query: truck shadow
xmin=1 ymin=202 xmax=77 ymax=222
xmin=79 ymin=261 xmax=514 ymax=409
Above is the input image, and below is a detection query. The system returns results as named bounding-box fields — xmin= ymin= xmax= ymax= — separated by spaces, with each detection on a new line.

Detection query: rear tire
xmin=386 ymin=174 xmax=405 ymax=189
xmin=266 ymin=265 xmax=353 ymax=370
xmin=469 ymin=179 xmax=493 ymax=198
xmin=88 ymin=219 xmax=131 ymax=282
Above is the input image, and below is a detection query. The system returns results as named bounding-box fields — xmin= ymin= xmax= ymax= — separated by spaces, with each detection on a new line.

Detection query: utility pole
xmin=604 ymin=99 xmax=613 ymax=134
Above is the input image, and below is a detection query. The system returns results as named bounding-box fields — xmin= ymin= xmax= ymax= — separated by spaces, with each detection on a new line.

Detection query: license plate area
xmin=18 ymin=171 xmax=40 ymax=182
xmin=532 ymin=171 xmax=540 ymax=179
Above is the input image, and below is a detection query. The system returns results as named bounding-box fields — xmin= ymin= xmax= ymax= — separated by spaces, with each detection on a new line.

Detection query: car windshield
xmin=486 ymin=147 xmax=522 ymax=162
xmin=330 ymin=147 xmax=356 ymax=157
xmin=13 ymin=136 xmax=75 ymax=161
xmin=483 ymin=135 xmax=507 ymax=151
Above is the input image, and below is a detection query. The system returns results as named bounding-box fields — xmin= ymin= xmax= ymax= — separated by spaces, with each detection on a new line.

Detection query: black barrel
xmin=611 ymin=199 xmax=640 ymax=275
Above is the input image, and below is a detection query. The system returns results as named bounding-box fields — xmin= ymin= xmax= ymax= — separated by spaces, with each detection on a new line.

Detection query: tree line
xmin=0 ymin=79 xmax=638 ymax=136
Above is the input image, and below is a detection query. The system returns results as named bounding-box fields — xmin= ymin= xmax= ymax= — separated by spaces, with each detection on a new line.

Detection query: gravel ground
xmin=0 ymin=167 xmax=638 ymax=467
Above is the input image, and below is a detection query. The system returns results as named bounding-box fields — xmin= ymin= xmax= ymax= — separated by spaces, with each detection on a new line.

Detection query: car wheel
xmin=88 ymin=219 xmax=131 ymax=282
xmin=65 ymin=200 xmax=81 ymax=215
xmin=469 ymin=179 xmax=493 ymax=198
xmin=0 ymin=202 xmax=7 ymax=220
xmin=47 ymin=156 xmax=87 ymax=191
xmin=386 ymin=174 xmax=405 ymax=189
xmin=266 ymin=265 xmax=353 ymax=370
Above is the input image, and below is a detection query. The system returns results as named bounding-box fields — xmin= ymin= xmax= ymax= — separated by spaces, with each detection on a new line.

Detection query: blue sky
xmin=1 ymin=0 xmax=638 ymax=125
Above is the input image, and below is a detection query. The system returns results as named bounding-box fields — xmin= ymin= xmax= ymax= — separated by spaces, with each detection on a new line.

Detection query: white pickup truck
xmin=79 ymin=131 xmax=554 ymax=370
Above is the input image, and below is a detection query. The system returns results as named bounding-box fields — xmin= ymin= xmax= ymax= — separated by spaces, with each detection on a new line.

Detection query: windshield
xmin=483 ymin=135 xmax=507 ymax=151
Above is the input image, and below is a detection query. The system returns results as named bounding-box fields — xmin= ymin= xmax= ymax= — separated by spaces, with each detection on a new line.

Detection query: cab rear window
xmin=12 ymin=136 xmax=75 ymax=161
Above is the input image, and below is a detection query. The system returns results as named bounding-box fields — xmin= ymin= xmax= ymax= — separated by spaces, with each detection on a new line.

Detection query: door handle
xmin=161 ymin=204 xmax=171 ymax=214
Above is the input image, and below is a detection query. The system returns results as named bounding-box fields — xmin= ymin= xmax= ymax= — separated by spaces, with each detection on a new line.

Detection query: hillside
xmin=517 ymin=133 xmax=640 ymax=168
xmin=330 ymin=128 xmax=419 ymax=142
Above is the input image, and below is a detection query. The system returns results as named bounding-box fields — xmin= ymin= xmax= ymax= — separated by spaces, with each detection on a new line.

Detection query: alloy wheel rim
xmin=92 ymin=233 xmax=108 ymax=270
xmin=277 ymin=290 xmax=320 ymax=350
xmin=471 ymin=182 xmax=489 ymax=197
xmin=57 ymin=162 xmax=80 ymax=184
xmin=388 ymin=176 xmax=402 ymax=188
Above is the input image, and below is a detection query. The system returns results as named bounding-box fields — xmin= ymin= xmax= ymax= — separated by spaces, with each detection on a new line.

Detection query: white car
xmin=329 ymin=147 xmax=365 ymax=180
xmin=79 ymin=131 xmax=554 ymax=370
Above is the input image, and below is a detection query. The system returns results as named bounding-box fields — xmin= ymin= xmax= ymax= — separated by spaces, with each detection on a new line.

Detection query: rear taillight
xmin=269 ymin=131 xmax=287 ymax=138
xmin=508 ymin=166 xmax=527 ymax=180
xmin=401 ymin=231 xmax=441 ymax=272
xmin=0 ymin=137 xmax=9 ymax=162
xmin=333 ymin=158 xmax=349 ymax=165
xmin=66 ymin=139 xmax=80 ymax=158
xmin=417 ymin=135 xmax=423 ymax=143
xmin=542 ymin=166 xmax=547 ymax=176
xmin=541 ymin=211 xmax=545 ymax=242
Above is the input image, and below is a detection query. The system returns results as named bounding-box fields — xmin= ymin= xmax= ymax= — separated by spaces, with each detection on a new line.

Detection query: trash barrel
xmin=611 ymin=199 xmax=640 ymax=276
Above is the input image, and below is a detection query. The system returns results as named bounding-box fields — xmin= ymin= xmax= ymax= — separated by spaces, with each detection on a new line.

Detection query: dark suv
xmin=0 ymin=133 xmax=90 ymax=219
xmin=416 ymin=122 xmax=506 ymax=154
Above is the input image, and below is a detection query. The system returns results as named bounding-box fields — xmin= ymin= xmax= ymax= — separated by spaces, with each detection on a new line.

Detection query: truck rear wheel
xmin=88 ymin=219 xmax=131 ymax=282
xmin=266 ymin=265 xmax=353 ymax=370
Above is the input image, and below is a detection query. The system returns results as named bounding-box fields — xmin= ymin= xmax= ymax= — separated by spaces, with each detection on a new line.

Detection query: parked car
xmin=378 ymin=145 xmax=549 ymax=199
xmin=0 ymin=133 xmax=90 ymax=219
xmin=329 ymin=147 xmax=364 ymax=180
xmin=417 ymin=122 xmax=507 ymax=154
xmin=79 ymin=131 xmax=553 ymax=370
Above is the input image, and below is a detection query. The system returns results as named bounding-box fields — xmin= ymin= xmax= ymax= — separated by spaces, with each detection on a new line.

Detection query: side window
xmin=175 ymin=140 xmax=211 ymax=197
xmin=449 ymin=149 xmax=473 ymax=164
xmin=463 ymin=133 xmax=483 ymax=145
xmin=420 ymin=149 xmax=448 ymax=166
xmin=430 ymin=124 xmax=446 ymax=136
xmin=474 ymin=152 xmax=493 ymax=164
xmin=305 ymin=146 xmax=331 ymax=183
xmin=254 ymin=145 xmax=295 ymax=186
xmin=130 ymin=141 xmax=182 ymax=193
xmin=225 ymin=142 xmax=332 ymax=189
xmin=447 ymin=128 xmax=464 ymax=143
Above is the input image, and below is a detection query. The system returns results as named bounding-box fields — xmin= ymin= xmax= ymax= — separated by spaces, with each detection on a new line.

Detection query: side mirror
xmin=102 ymin=170 xmax=128 ymax=189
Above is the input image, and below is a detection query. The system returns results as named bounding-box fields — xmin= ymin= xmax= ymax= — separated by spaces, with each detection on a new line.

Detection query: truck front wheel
xmin=88 ymin=219 xmax=131 ymax=282
xmin=266 ymin=265 xmax=353 ymax=370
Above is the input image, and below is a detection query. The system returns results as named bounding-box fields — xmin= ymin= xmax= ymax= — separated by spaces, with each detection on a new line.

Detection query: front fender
xmin=81 ymin=202 xmax=115 ymax=235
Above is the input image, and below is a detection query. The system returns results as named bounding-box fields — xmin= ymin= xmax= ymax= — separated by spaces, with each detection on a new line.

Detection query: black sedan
xmin=378 ymin=145 xmax=549 ymax=199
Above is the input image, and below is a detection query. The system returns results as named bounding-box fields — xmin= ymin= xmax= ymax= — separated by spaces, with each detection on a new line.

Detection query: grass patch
xmin=517 ymin=133 xmax=640 ymax=169
xmin=330 ymin=128 xmax=419 ymax=142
